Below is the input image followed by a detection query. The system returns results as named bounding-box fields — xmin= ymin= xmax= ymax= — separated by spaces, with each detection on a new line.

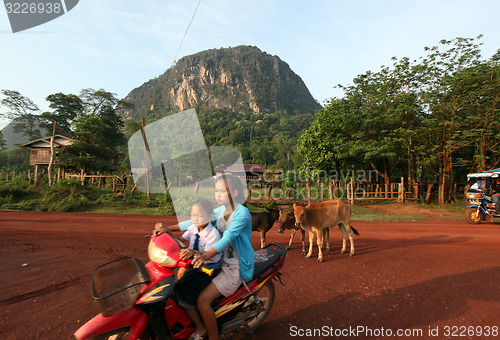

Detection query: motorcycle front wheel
xmin=465 ymin=208 xmax=483 ymax=224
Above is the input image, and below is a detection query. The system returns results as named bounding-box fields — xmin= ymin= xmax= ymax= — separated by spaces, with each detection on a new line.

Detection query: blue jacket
xmin=179 ymin=204 xmax=255 ymax=282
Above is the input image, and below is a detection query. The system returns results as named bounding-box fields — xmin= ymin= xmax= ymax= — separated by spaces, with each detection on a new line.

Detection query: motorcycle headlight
xmin=148 ymin=240 xmax=178 ymax=267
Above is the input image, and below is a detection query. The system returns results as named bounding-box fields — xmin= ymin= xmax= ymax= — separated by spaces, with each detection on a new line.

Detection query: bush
xmin=0 ymin=180 xmax=34 ymax=200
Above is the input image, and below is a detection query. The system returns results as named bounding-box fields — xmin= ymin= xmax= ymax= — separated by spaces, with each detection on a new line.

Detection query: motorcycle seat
xmin=210 ymin=246 xmax=285 ymax=311
xmin=252 ymin=247 xmax=285 ymax=280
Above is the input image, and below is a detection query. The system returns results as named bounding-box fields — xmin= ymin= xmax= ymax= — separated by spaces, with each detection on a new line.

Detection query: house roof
xmin=213 ymin=164 xmax=283 ymax=173
xmin=21 ymin=135 xmax=73 ymax=148
xmin=214 ymin=164 xmax=267 ymax=173
xmin=467 ymin=169 xmax=500 ymax=179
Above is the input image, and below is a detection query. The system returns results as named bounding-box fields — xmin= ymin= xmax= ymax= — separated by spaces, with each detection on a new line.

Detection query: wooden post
xmin=306 ymin=183 xmax=311 ymax=204
xmin=398 ymin=177 xmax=405 ymax=203
xmin=141 ymin=118 xmax=150 ymax=200
xmin=247 ymin=182 xmax=252 ymax=201
xmin=329 ymin=182 xmax=334 ymax=200
xmin=34 ymin=165 xmax=38 ymax=185
xmin=320 ymin=182 xmax=324 ymax=201
xmin=425 ymin=183 xmax=434 ymax=204
xmin=48 ymin=121 xmax=56 ymax=186
xmin=349 ymin=177 xmax=354 ymax=204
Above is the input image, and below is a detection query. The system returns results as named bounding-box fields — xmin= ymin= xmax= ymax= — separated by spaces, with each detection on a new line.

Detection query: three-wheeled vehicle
xmin=465 ymin=169 xmax=500 ymax=224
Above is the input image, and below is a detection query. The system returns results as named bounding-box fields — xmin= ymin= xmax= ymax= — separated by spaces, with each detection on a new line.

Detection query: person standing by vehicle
xmin=492 ymin=177 xmax=500 ymax=214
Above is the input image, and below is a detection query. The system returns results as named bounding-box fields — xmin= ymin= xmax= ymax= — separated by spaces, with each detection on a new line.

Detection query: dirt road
xmin=0 ymin=210 xmax=499 ymax=339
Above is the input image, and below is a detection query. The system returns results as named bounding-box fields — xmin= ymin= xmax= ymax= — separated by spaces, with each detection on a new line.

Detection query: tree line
xmin=0 ymin=88 xmax=129 ymax=174
xmin=298 ymin=36 xmax=499 ymax=204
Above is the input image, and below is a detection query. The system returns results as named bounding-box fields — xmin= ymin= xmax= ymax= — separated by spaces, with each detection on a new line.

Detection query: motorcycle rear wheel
xmin=243 ymin=281 xmax=276 ymax=331
xmin=465 ymin=208 xmax=483 ymax=224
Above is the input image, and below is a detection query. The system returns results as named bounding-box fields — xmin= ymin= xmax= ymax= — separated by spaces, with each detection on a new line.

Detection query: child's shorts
xmin=175 ymin=268 xmax=220 ymax=309
xmin=212 ymin=263 xmax=243 ymax=297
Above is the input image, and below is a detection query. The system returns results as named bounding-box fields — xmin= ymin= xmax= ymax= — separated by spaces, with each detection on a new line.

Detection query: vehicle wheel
xmin=93 ymin=327 xmax=152 ymax=340
xmin=242 ymin=281 xmax=276 ymax=331
xmin=465 ymin=208 xmax=483 ymax=224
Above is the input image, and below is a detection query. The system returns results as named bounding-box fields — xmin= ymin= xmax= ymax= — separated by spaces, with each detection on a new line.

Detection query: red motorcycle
xmin=74 ymin=232 xmax=287 ymax=340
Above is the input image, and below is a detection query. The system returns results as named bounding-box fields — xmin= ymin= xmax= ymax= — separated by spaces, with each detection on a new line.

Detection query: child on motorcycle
xmin=155 ymin=174 xmax=254 ymax=340
xmin=154 ymin=198 xmax=221 ymax=338
xmin=176 ymin=198 xmax=221 ymax=280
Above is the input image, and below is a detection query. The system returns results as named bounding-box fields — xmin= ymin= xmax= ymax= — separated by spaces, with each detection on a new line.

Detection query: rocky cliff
xmin=122 ymin=45 xmax=322 ymax=120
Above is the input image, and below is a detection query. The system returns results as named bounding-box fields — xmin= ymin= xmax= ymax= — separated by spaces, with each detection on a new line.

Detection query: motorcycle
xmin=465 ymin=169 xmax=500 ymax=224
xmin=74 ymin=232 xmax=287 ymax=340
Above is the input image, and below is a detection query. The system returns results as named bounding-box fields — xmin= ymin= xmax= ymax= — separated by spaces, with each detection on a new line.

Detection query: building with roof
xmin=21 ymin=135 xmax=73 ymax=166
xmin=214 ymin=163 xmax=283 ymax=184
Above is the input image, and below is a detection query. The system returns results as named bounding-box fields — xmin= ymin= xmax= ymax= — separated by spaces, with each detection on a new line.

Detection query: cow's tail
xmin=351 ymin=225 xmax=360 ymax=236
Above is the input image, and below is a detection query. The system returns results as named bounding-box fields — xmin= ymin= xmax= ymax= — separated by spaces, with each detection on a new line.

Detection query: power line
xmin=173 ymin=0 xmax=202 ymax=65
xmin=150 ymin=0 xmax=203 ymax=112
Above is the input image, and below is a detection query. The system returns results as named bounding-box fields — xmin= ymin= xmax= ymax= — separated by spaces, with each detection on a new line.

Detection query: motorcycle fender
xmin=74 ymin=306 xmax=148 ymax=340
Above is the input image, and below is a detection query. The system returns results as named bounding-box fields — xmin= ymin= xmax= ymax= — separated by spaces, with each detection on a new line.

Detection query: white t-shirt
xmin=216 ymin=209 xmax=239 ymax=266
xmin=182 ymin=222 xmax=221 ymax=265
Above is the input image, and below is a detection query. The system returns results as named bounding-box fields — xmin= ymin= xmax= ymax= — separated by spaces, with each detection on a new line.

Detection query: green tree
xmin=299 ymin=62 xmax=420 ymax=193
xmin=58 ymin=89 xmax=126 ymax=174
xmin=417 ymin=36 xmax=485 ymax=203
xmin=80 ymin=88 xmax=120 ymax=115
xmin=0 ymin=90 xmax=41 ymax=140
xmin=58 ymin=115 xmax=121 ymax=173
xmin=299 ymin=36 xmax=496 ymax=204
xmin=195 ymin=108 xmax=314 ymax=169
xmin=40 ymin=93 xmax=84 ymax=136
xmin=452 ymin=58 xmax=500 ymax=171
xmin=0 ymin=130 xmax=5 ymax=151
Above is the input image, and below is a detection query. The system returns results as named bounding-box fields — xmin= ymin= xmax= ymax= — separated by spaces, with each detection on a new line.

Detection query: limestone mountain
xmin=121 ymin=46 xmax=322 ymax=121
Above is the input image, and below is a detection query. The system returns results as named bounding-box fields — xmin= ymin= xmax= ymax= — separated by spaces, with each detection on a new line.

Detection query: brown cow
xmin=251 ymin=207 xmax=280 ymax=249
xmin=277 ymin=210 xmax=306 ymax=254
xmin=276 ymin=210 xmax=332 ymax=255
xmin=293 ymin=200 xmax=359 ymax=262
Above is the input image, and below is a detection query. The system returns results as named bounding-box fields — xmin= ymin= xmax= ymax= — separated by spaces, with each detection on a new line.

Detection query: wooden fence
xmin=247 ymin=177 xmax=438 ymax=205
xmin=1 ymin=170 xmax=443 ymax=205
xmin=0 ymin=170 xmax=131 ymax=193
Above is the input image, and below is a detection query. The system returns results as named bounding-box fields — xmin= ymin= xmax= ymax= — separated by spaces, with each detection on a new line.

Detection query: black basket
xmin=91 ymin=257 xmax=150 ymax=317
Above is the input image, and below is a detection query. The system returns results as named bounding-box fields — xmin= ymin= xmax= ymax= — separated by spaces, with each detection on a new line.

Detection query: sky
xmin=1 ymin=0 xmax=499 ymax=130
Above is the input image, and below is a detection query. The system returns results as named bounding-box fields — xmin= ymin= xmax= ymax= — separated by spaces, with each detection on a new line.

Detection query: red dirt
xmin=1 ymin=209 xmax=499 ymax=340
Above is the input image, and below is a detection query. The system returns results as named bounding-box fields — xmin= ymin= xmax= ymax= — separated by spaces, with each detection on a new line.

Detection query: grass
xmin=350 ymin=204 xmax=426 ymax=222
